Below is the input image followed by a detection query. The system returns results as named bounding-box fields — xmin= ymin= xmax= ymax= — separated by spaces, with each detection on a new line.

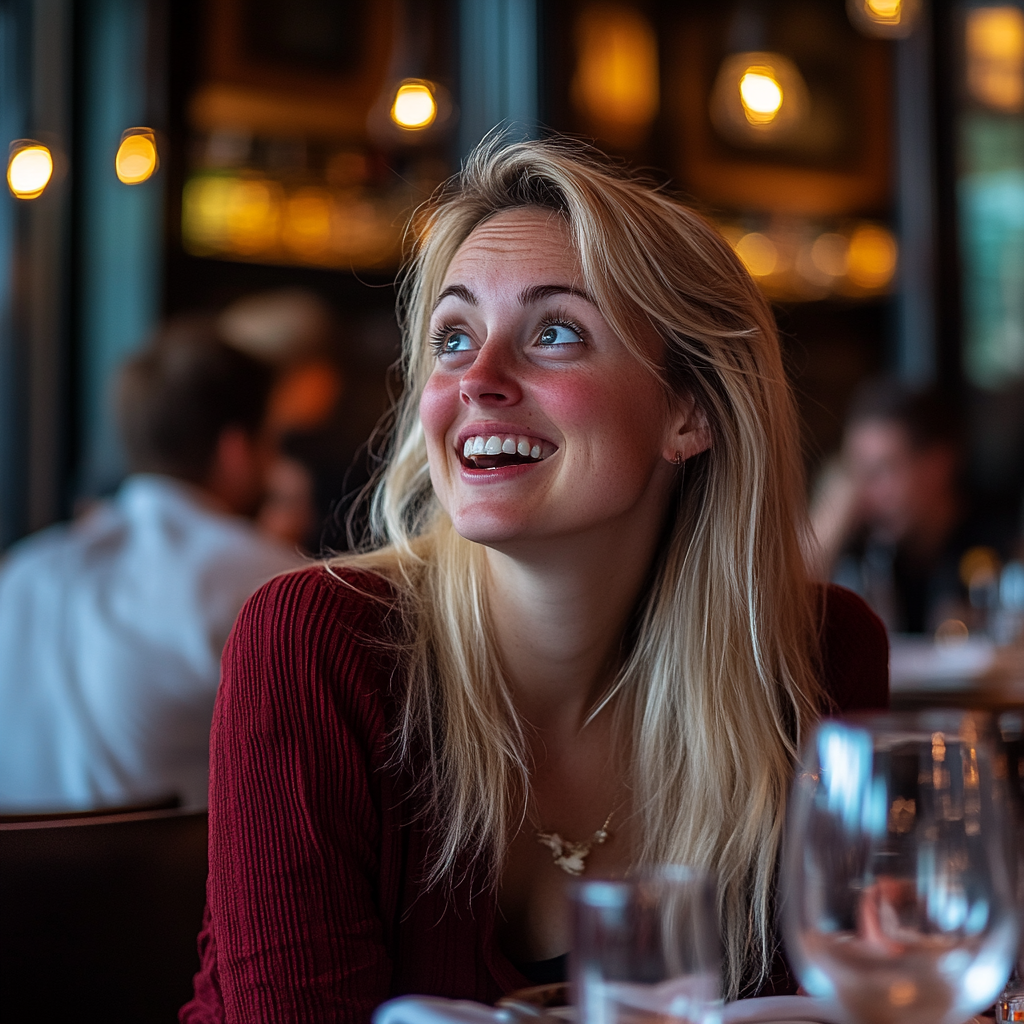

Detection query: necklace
xmin=535 ymin=811 xmax=614 ymax=876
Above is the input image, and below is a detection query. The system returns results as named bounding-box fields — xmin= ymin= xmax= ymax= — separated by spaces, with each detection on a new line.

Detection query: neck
xmin=482 ymin=518 xmax=664 ymax=730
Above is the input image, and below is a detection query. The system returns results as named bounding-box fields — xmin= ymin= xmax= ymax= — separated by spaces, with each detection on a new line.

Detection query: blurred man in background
xmin=0 ymin=317 xmax=300 ymax=814
xmin=219 ymin=287 xmax=347 ymax=553
xmin=809 ymin=379 xmax=1011 ymax=634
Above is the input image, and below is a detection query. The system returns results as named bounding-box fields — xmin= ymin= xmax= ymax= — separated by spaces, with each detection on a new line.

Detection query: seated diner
xmin=181 ymin=136 xmax=889 ymax=1024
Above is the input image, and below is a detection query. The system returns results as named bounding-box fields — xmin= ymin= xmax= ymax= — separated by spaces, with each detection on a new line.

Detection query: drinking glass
xmin=569 ymin=866 xmax=722 ymax=1024
xmin=783 ymin=710 xmax=1018 ymax=1024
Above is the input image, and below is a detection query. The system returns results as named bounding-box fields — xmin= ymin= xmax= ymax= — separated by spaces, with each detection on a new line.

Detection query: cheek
xmin=551 ymin=372 xmax=666 ymax=448
xmin=536 ymin=373 xmax=620 ymax=430
xmin=419 ymin=374 xmax=458 ymax=451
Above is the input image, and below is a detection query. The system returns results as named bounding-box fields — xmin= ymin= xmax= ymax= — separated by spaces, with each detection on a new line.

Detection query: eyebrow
xmin=519 ymin=284 xmax=596 ymax=306
xmin=432 ymin=282 xmax=596 ymax=312
xmin=433 ymin=284 xmax=477 ymax=309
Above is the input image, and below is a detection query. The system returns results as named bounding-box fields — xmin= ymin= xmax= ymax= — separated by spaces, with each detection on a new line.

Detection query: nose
xmin=459 ymin=339 xmax=523 ymax=407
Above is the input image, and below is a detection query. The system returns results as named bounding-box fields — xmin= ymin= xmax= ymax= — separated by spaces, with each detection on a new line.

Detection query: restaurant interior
xmin=3 ymin=0 xmax=1024 ymax=1021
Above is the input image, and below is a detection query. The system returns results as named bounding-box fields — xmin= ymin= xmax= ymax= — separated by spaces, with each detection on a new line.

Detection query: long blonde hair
xmin=335 ymin=135 xmax=823 ymax=997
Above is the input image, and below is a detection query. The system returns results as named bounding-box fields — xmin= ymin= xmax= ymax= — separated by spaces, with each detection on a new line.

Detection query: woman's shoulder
xmin=816 ymin=582 xmax=890 ymax=713
xmin=236 ymin=563 xmax=400 ymax=641
xmin=224 ymin=564 xmax=404 ymax=710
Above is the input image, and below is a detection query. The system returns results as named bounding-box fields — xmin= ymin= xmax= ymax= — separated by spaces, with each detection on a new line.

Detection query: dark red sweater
xmin=181 ymin=567 xmax=888 ymax=1024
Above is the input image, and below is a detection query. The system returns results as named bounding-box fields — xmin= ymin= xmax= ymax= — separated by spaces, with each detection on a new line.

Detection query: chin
xmin=449 ymin=520 xmax=526 ymax=547
xmin=446 ymin=506 xmax=537 ymax=547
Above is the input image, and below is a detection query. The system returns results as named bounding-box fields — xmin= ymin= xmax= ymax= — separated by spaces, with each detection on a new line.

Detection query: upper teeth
xmin=463 ymin=435 xmax=544 ymax=460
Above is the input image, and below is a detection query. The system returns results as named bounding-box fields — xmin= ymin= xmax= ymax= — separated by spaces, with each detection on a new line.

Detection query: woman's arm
xmin=196 ymin=568 xmax=398 ymax=1023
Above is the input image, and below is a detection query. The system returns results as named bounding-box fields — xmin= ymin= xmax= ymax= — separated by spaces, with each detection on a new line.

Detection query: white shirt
xmin=0 ymin=474 xmax=302 ymax=812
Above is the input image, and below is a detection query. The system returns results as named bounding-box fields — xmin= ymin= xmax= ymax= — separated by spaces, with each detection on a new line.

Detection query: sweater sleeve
xmin=819 ymin=583 xmax=890 ymax=713
xmin=184 ymin=567 xmax=399 ymax=1024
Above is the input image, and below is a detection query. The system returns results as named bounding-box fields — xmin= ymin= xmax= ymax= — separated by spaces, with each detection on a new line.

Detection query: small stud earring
xmin=673 ymin=451 xmax=684 ymax=466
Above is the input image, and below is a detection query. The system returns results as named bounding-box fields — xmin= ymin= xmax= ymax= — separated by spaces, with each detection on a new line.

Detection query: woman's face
xmin=419 ymin=207 xmax=702 ymax=551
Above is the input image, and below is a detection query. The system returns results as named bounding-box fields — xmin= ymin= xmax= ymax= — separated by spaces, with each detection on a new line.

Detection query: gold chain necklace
xmin=535 ymin=811 xmax=614 ymax=876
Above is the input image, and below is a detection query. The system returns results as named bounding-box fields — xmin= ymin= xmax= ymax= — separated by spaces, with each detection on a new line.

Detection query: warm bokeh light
xmin=390 ymin=81 xmax=437 ymax=130
xmin=846 ymin=224 xmax=898 ymax=289
xmin=810 ymin=233 xmax=850 ymax=278
xmin=739 ymin=67 xmax=784 ymax=125
xmin=571 ymin=5 xmax=659 ymax=143
xmin=935 ymin=618 xmax=970 ymax=645
xmin=719 ymin=219 xmax=898 ymax=299
xmin=847 ymin=0 xmax=920 ymax=38
xmin=710 ymin=52 xmax=808 ymax=145
xmin=115 ymin=129 xmax=158 ymax=184
xmin=181 ymin=172 xmax=406 ymax=269
xmin=182 ymin=176 xmax=282 ymax=255
xmin=734 ymin=232 xmax=779 ymax=277
xmin=966 ymin=7 xmax=1024 ymax=113
xmin=960 ymin=546 xmax=1001 ymax=589
xmin=282 ymin=188 xmax=333 ymax=256
xmin=7 ymin=142 xmax=53 ymax=199
xmin=226 ymin=179 xmax=283 ymax=254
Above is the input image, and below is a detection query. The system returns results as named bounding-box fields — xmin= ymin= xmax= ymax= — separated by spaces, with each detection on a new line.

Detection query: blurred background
xmin=1 ymin=0 xmax=1022 ymax=552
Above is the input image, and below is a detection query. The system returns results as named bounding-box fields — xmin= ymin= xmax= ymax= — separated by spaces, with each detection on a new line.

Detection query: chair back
xmin=0 ymin=808 xmax=208 ymax=1023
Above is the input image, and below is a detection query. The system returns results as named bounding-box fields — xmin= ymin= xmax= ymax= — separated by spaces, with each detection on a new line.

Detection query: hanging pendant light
xmin=846 ymin=0 xmax=922 ymax=39
xmin=710 ymin=52 xmax=809 ymax=147
xmin=7 ymin=140 xmax=53 ymax=199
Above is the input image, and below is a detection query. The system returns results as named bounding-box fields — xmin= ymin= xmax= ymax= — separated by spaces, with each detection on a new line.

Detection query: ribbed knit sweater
xmin=181 ymin=566 xmax=889 ymax=1024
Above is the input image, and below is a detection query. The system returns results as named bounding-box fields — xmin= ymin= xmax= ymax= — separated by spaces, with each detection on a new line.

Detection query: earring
xmin=673 ymin=451 xmax=684 ymax=466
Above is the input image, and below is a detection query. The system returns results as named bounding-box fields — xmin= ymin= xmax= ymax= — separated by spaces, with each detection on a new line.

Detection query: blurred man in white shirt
xmin=0 ymin=317 xmax=301 ymax=813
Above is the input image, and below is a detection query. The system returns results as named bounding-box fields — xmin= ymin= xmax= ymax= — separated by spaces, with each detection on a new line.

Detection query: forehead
xmin=441 ymin=208 xmax=581 ymax=289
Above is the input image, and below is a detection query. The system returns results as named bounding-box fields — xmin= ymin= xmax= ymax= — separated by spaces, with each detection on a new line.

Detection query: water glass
xmin=783 ymin=710 xmax=1018 ymax=1024
xmin=569 ymin=866 xmax=722 ymax=1024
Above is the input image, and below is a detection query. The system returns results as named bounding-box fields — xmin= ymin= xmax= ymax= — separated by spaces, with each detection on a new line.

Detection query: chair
xmin=0 ymin=807 xmax=208 ymax=1023
xmin=0 ymin=792 xmax=181 ymax=824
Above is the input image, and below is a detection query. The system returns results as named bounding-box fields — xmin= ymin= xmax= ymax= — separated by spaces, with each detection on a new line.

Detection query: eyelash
xmin=428 ymin=322 xmax=462 ymax=356
xmin=428 ymin=310 xmax=587 ymax=356
xmin=538 ymin=310 xmax=587 ymax=344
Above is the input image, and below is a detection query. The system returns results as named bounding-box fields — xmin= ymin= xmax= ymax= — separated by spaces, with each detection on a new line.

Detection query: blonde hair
xmin=335 ymin=135 xmax=823 ymax=998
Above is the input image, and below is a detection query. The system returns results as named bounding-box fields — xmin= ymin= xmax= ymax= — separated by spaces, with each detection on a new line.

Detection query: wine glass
xmin=569 ymin=866 xmax=722 ymax=1024
xmin=783 ymin=710 xmax=1019 ymax=1024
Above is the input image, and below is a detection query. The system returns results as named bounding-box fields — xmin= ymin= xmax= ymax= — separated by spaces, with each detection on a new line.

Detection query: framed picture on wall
xmin=192 ymin=0 xmax=395 ymax=138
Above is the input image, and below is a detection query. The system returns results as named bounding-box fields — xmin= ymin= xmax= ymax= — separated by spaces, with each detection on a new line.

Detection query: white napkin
xmin=722 ymin=996 xmax=846 ymax=1024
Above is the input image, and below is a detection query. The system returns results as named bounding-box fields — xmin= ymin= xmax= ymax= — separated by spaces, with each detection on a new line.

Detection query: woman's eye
xmin=538 ymin=324 xmax=582 ymax=346
xmin=440 ymin=331 xmax=472 ymax=353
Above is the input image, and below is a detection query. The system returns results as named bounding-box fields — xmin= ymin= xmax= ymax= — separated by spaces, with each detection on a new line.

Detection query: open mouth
xmin=458 ymin=433 xmax=556 ymax=470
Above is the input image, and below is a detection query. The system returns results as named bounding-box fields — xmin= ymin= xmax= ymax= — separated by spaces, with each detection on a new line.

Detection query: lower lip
xmin=457 ymin=460 xmax=546 ymax=483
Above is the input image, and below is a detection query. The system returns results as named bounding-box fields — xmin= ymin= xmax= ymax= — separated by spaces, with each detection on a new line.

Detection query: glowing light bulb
xmin=847 ymin=0 xmax=920 ymax=38
xmin=115 ymin=129 xmax=158 ymax=184
xmin=7 ymin=142 xmax=53 ymax=199
xmin=865 ymin=0 xmax=903 ymax=22
xmin=710 ymin=52 xmax=808 ymax=144
xmin=739 ymin=67 xmax=784 ymax=124
xmin=390 ymin=81 xmax=437 ymax=130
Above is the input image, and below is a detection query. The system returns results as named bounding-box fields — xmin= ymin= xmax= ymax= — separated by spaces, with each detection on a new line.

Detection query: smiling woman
xmin=181 ymin=136 xmax=889 ymax=1024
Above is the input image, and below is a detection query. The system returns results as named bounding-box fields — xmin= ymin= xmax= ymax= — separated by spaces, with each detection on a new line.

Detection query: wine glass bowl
xmin=783 ymin=710 xmax=1018 ymax=1024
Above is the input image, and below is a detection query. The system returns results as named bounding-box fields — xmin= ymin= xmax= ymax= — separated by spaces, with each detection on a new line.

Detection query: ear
xmin=662 ymin=394 xmax=712 ymax=466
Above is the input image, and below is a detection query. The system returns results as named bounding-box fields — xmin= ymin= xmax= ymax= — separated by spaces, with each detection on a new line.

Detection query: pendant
xmin=535 ymin=814 xmax=613 ymax=876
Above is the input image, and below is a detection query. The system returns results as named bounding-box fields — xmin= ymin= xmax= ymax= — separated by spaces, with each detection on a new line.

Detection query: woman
xmin=182 ymin=137 xmax=888 ymax=1024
